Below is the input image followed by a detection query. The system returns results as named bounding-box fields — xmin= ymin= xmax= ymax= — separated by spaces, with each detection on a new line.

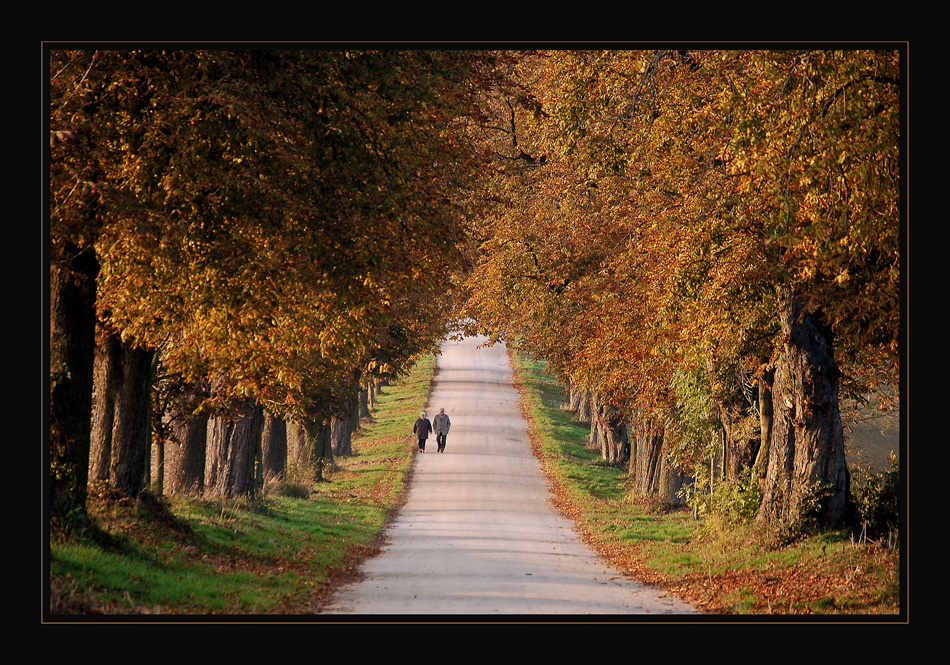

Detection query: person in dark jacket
xmin=413 ymin=411 xmax=433 ymax=453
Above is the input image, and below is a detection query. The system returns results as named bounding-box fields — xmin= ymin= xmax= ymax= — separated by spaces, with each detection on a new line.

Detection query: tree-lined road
xmin=323 ymin=335 xmax=698 ymax=616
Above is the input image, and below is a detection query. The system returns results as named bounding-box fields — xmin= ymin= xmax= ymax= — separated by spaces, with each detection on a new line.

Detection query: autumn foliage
xmin=48 ymin=47 xmax=901 ymax=541
xmin=461 ymin=49 xmax=901 ymax=535
xmin=48 ymin=48 xmax=498 ymax=519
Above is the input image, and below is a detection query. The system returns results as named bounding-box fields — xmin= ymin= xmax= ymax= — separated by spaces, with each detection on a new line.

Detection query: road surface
xmin=322 ymin=335 xmax=699 ymax=617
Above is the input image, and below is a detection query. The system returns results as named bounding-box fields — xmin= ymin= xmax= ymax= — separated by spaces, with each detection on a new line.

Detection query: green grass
xmin=510 ymin=351 xmax=901 ymax=616
xmin=511 ymin=352 xmax=700 ymax=572
xmin=48 ymin=349 xmax=899 ymax=617
xmin=48 ymin=354 xmax=436 ymax=617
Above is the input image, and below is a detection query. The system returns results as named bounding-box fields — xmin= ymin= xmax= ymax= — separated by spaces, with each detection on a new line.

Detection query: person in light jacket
xmin=433 ymin=407 xmax=451 ymax=453
xmin=413 ymin=411 xmax=432 ymax=453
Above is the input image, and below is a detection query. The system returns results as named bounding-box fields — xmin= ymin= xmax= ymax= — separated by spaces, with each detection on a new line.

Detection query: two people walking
xmin=413 ymin=408 xmax=451 ymax=453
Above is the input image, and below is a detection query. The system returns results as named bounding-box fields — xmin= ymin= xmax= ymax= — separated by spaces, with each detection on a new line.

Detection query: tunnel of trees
xmin=48 ymin=47 xmax=901 ymax=541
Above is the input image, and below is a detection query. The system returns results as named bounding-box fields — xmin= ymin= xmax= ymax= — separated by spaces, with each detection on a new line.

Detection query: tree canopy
xmin=48 ymin=46 xmax=902 ymax=535
xmin=460 ymin=48 xmax=901 ymax=530
xmin=464 ymin=48 xmax=900 ymax=406
xmin=50 ymin=48 xmax=494 ymax=423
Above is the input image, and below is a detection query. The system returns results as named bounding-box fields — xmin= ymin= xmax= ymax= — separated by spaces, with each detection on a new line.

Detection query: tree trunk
xmin=368 ymin=378 xmax=377 ymax=410
xmin=206 ymin=413 xmax=227 ymax=497
xmin=162 ymin=380 xmax=208 ymax=496
xmin=288 ymin=420 xmax=308 ymax=469
xmin=153 ymin=441 xmax=164 ymax=495
xmin=166 ymin=413 xmax=207 ymax=496
xmin=578 ymin=390 xmax=593 ymax=423
xmin=261 ymin=410 xmax=287 ymax=483
xmin=359 ymin=387 xmax=370 ymax=420
xmin=568 ymin=388 xmax=582 ymax=414
xmin=330 ymin=415 xmax=353 ymax=457
xmin=227 ymin=400 xmax=264 ymax=498
xmin=756 ymin=286 xmax=851 ymax=533
xmin=629 ymin=416 xmax=664 ymax=496
xmin=109 ymin=344 xmax=154 ymax=497
xmin=706 ymin=358 xmax=761 ymax=485
xmin=717 ymin=396 xmax=760 ymax=485
xmin=628 ymin=414 xmax=689 ymax=506
xmin=588 ymin=394 xmax=601 ymax=450
xmin=331 ymin=381 xmax=359 ymax=457
xmin=753 ymin=369 xmax=775 ymax=486
xmin=568 ymin=388 xmax=592 ymax=423
xmin=206 ymin=399 xmax=264 ymax=499
xmin=163 ymin=382 xmax=208 ymax=497
xmin=593 ymin=398 xmax=628 ymax=465
xmin=305 ymin=419 xmax=333 ymax=482
xmin=109 ymin=340 xmax=154 ymax=497
xmin=88 ymin=323 xmax=118 ymax=484
xmin=49 ymin=247 xmax=99 ymax=525
xmin=88 ymin=324 xmax=154 ymax=497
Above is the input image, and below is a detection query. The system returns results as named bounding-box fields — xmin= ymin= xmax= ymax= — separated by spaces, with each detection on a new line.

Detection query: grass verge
xmin=47 ymin=354 xmax=436 ymax=617
xmin=509 ymin=350 xmax=902 ymax=617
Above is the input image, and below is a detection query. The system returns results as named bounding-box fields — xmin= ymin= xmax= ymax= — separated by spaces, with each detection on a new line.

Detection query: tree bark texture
xmin=49 ymin=248 xmax=99 ymax=524
xmin=756 ymin=286 xmax=851 ymax=532
xmin=331 ymin=383 xmax=360 ymax=457
xmin=588 ymin=394 xmax=602 ymax=450
xmin=331 ymin=414 xmax=353 ymax=457
xmin=753 ymin=369 xmax=775 ymax=485
xmin=368 ymin=378 xmax=378 ymax=410
xmin=568 ymin=388 xmax=592 ymax=423
xmin=261 ymin=410 xmax=287 ymax=482
xmin=166 ymin=411 xmax=208 ymax=496
xmin=568 ymin=389 xmax=581 ymax=414
xmin=163 ymin=381 xmax=208 ymax=496
xmin=716 ymin=397 xmax=760 ymax=485
xmin=706 ymin=358 xmax=762 ymax=485
xmin=90 ymin=329 xmax=154 ymax=497
xmin=593 ymin=398 xmax=629 ymax=465
xmin=89 ymin=327 xmax=154 ymax=497
xmin=629 ymin=416 xmax=664 ymax=496
xmin=288 ymin=420 xmax=308 ymax=468
xmin=628 ymin=415 xmax=688 ymax=506
xmin=359 ymin=387 xmax=370 ymax=420
xmin=102 ymin=334 xmax=154 ymax=497
xmin=153 ymin=441 xmax=164 ymax=495
xmin=206 ymin=400 xmax=264 ymax=499
xmin=88 ymin=323 xmax=117 ymax=484
xmin=206 ymin=416 xmax=226 ymax=494
xmin=305 ymin=419 xmax=333 ymax=482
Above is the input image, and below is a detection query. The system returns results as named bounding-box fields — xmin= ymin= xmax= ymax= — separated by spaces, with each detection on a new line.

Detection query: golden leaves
xmin=49 ymin=49 xmax=492 ymax=420
xmin=465 ymin=48 xmax=900 ymax=425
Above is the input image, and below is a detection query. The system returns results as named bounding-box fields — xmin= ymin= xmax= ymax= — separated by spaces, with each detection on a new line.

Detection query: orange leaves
xmin=49 ymin=49 xmax=494 ymax=422
xmin=464 ymin=48 xmax=900 ymax=426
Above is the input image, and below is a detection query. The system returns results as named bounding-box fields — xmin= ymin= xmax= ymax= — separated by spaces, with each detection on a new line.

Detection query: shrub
xmin=681 ymin=464 xmax=761 ymax=530
xmin=850 ymin=451 xmax=900 ymax=543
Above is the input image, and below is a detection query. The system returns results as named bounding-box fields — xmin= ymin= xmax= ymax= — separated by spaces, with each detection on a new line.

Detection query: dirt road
xmin=322 ymin=335 xmax=699 ymax=617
